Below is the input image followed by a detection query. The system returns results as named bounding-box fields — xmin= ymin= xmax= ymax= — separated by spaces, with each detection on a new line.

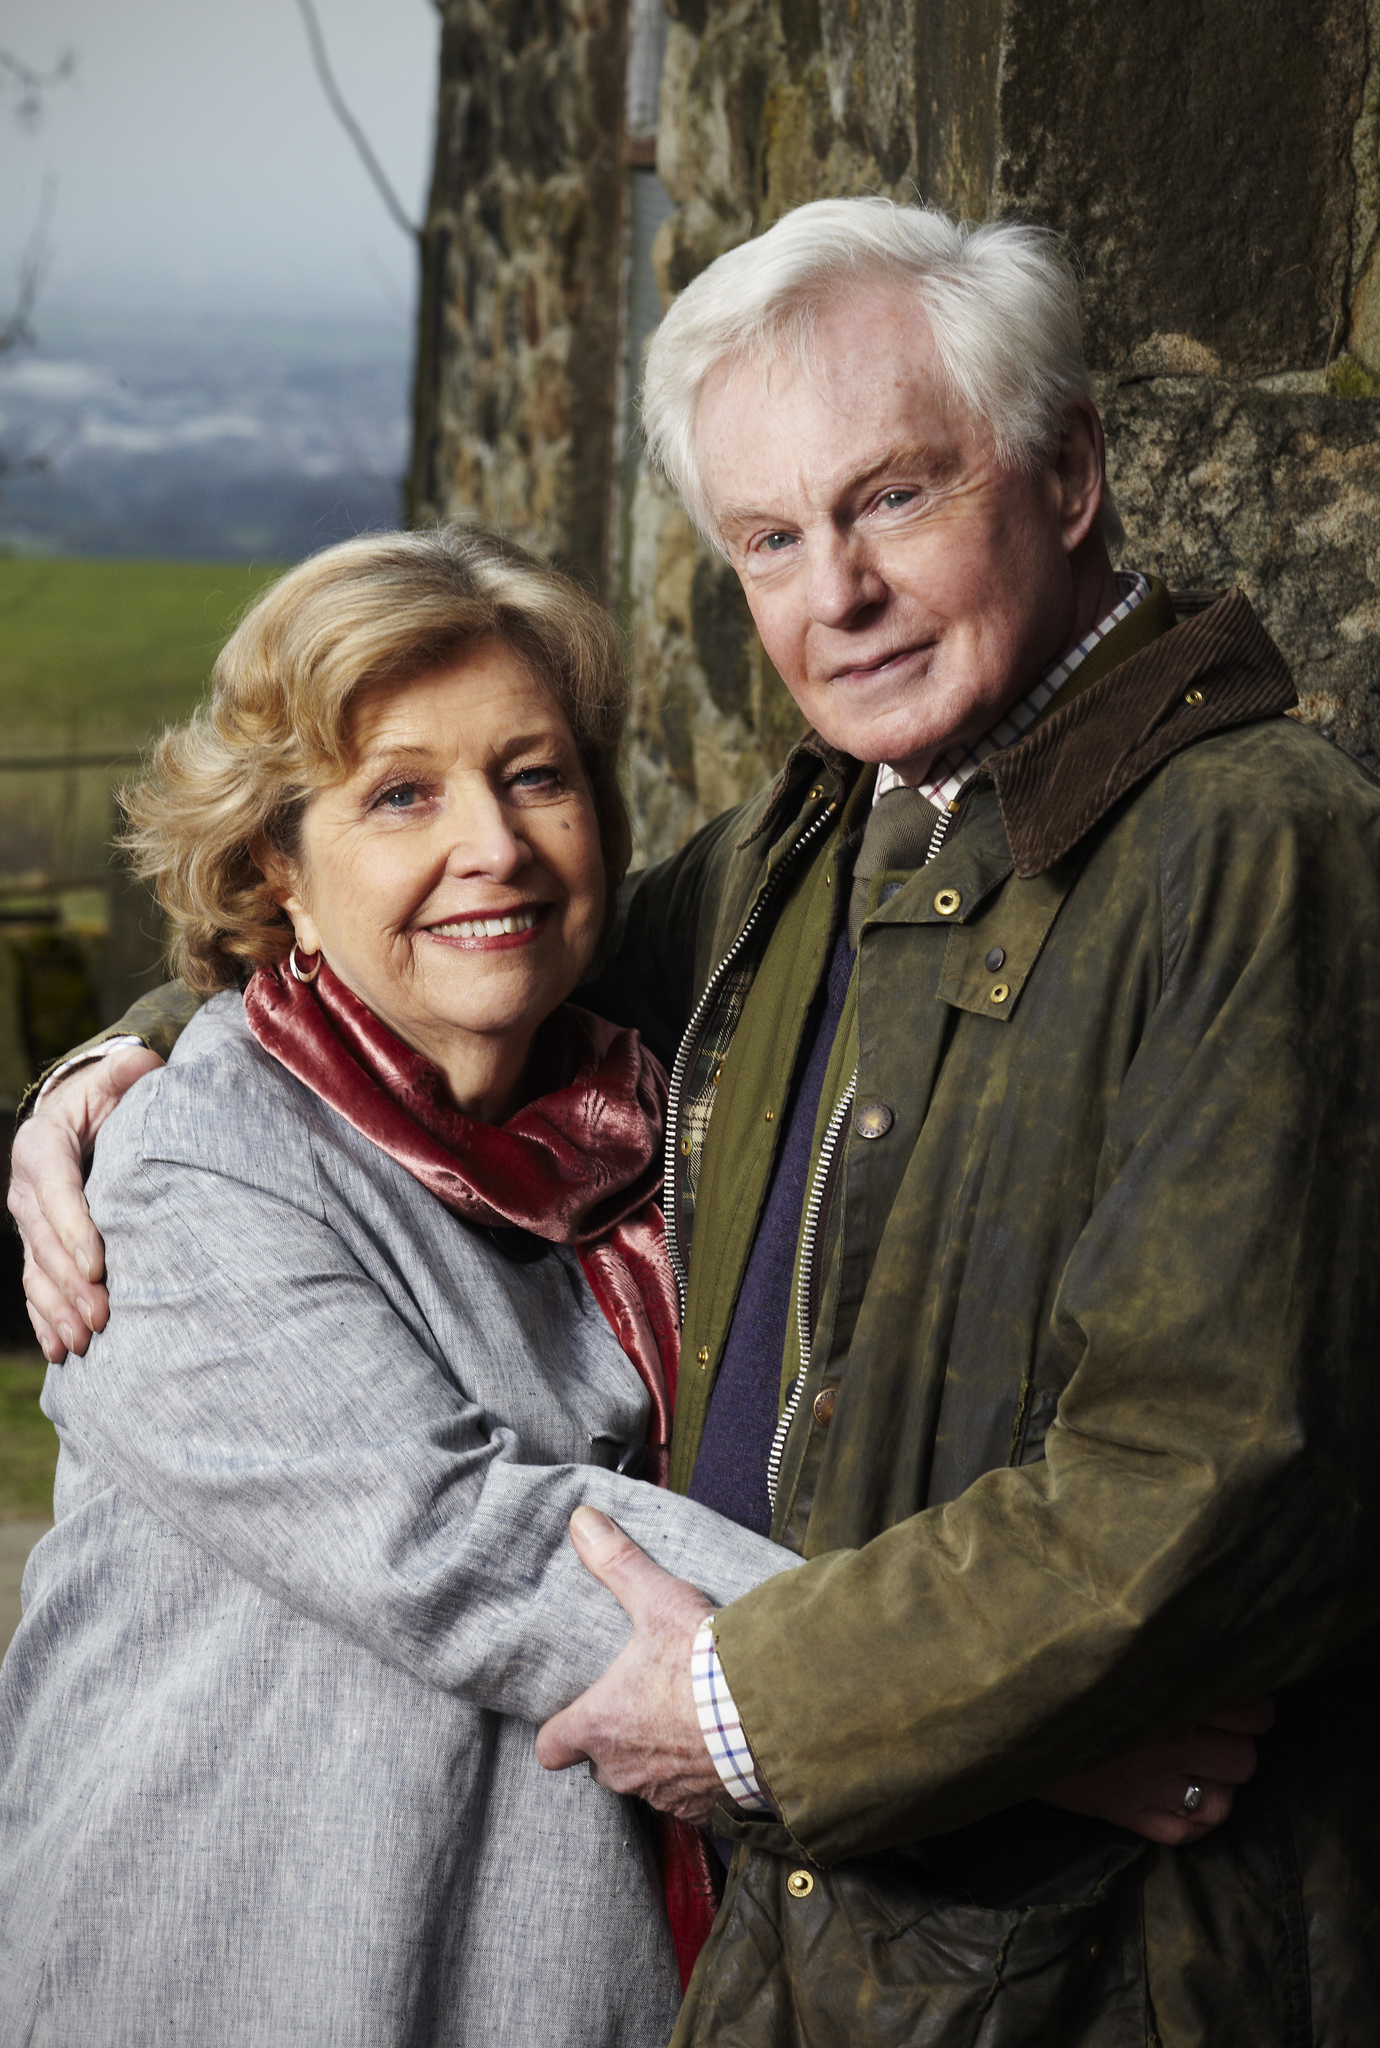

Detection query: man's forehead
xmin=702 ymin=288 xmax=939 ymax=412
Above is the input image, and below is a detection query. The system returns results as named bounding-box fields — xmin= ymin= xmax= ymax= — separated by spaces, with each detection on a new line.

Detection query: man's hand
xmin=1041 ymin=1696 xmax=1274 ymax=1846
xmin=8 ymin=1045 xmax=164 ymax=1362
xmin=534 ymin=1507 xmax=724 ymax=1824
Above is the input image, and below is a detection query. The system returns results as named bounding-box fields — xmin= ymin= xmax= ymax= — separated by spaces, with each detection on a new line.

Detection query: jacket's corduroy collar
xmin=739 ymin=591 xmax=1295 ymax=872
xmin=989 ymin=590 xmax=1295 ymax=876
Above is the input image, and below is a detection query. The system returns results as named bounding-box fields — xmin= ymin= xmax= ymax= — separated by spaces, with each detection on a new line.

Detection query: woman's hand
xmin=1040 ymin=1696 xmax=1274 ymax=1845
xmin=7 ymin=1046 xmax=164 ymax=1361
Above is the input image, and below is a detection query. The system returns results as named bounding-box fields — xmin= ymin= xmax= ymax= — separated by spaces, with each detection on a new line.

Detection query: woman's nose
xmin=442 ymin=789 xmax=533 ymax=878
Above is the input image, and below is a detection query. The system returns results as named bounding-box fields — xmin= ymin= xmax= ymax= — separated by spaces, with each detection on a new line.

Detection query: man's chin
xmin=805 ymin=675 xmax=1002 ymax=778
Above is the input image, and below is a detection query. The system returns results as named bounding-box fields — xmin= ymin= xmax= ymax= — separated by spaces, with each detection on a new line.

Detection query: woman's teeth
xmin=431 ymin=909 xmax=539 ymax=939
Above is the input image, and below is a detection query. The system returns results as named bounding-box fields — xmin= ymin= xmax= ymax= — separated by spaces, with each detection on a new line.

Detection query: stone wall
xmin=626 ymin=0 xmax=1380 ymax=860
xmin=408 ymin=0 xmax=630 ymax=596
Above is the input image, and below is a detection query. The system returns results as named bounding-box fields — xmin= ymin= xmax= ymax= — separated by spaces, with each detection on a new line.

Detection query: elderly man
xmin=13 ymin=200 xmax=1380 ymax=2044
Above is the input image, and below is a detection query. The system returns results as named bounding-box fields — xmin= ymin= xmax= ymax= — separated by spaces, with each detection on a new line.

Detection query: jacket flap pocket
xmin=936 ymin=862 xmax=1078 ymax=1022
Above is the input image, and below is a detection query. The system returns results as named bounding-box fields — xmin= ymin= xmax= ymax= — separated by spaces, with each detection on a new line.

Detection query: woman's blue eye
xmin=511 ymin=767 xmax=557 ymax=790
xmin=761 ymin=532 xmax=795 ymax=553
xmin=379 ymin=785 xmax=421 ymax=810
xmin=878 ymin=490 xmax=915 ymax=511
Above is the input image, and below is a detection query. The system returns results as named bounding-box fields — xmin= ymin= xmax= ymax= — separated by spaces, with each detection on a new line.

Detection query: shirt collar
xmin=873 ymin=570 xmax=1152 ymax=810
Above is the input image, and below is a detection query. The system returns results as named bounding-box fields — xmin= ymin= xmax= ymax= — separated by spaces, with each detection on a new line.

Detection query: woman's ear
xmin=250 ymin=835 xmax=320 ymax=952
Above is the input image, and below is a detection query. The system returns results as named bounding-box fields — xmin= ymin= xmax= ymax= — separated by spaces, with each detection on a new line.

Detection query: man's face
xmin=696 ymin=287 xmax=1104 ymax=780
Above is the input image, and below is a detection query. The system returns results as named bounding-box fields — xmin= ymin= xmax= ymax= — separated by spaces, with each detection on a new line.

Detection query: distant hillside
xmin=0 ymin=310 xmax=409 ymax=562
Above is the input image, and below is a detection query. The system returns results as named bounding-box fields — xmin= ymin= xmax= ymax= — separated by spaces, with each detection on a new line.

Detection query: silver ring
xmin=1181 ymin=1782 xmax=1203 ymax=1814
xmin=288 ymin=943 xmax=321 ymax=985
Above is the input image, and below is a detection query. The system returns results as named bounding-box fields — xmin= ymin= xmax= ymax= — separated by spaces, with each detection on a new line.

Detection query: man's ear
xmin=1055 ymin=401 xmax=1107 ymax=555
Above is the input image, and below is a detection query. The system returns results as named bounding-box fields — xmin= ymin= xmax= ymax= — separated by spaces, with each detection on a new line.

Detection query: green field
xmin=0 ymin=557 xmax=287 ymax=755
xmin=0 ymin=1351 xmax=59 ymax=1524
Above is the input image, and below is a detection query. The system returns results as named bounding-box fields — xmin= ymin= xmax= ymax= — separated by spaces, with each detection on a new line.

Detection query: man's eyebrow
xmin=838 ymin=443 xmax=960 ymax=500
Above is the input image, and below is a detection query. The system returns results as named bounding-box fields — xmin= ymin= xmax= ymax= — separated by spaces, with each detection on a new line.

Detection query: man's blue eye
xmin=762 ymin=532 xmax=795 ymax=552
xmin=879 ymin=490 xmax=915 ymax=510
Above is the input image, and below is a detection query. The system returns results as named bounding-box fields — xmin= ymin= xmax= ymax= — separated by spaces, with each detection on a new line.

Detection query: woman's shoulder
xmin=94 ymin=991 xmax=333 ymax=1202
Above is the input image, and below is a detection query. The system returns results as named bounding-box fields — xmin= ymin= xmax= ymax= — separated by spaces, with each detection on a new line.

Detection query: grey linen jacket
xmin=0 ymin=994 xmax=795 ymax=2048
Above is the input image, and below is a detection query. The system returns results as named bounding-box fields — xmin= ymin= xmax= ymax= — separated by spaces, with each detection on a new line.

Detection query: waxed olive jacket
xmin=586 ymin=588 xmax=1380 ymax=2047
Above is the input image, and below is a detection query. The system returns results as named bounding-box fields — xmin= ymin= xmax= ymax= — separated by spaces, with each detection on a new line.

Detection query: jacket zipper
xmin=762 ymin=801 xmax=954 ymax=1516
xmin=662 ymin=799 xmax=838 ymax=1315
xmin=765 ymin=1067 xmax=857 ymax=1514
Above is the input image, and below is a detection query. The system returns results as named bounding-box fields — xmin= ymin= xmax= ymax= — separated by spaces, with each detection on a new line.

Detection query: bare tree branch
xmin=1 ymin=173 xmax=57 ymax=361
xmin=0 ymin=47 xmax=76 ymax=131
xmin=290 ymin=0 xmax=421 ymax=244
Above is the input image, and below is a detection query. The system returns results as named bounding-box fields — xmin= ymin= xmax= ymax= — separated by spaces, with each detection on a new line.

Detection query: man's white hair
xmin=641 ymin=196 xmax=1124 ymax=552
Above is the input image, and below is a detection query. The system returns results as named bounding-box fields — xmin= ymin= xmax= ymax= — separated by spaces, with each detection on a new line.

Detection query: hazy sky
xmin=1 ymin=0 xmax=439 ymax=324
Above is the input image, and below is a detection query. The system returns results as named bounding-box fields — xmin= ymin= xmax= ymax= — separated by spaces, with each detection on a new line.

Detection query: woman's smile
xmin=423 ymin=904 xmax=548 ymax=946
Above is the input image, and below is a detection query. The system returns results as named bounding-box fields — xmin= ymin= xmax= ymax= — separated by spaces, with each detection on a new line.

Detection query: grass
xmin=0 ymin=1349 xmax=59 ymax=1524
xmin=0 ymin=557 xmax=286 ymax=756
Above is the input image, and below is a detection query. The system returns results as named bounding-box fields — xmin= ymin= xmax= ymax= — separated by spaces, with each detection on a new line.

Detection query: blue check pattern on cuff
xmin=691 ymin=1616 xmax=773 ymax=1813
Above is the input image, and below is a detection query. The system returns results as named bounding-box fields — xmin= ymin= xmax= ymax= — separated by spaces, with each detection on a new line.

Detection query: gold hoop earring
xmin=288 ymin=943 xmax=321 ymax=985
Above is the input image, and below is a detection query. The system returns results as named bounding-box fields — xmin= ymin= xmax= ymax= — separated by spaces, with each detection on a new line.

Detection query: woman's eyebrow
xmin=354 ymin=730 xmax=567 ymax=777
xmin=353 ymin=742 xmax=436 ymax=777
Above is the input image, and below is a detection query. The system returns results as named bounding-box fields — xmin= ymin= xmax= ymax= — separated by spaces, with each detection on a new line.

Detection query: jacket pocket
xmin=688 ymin=1832 xmax=1148 ymax=2048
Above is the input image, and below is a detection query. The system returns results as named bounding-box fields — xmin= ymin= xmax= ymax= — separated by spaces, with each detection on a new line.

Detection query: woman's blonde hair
xmin=122 ymin=525 xmax=633 ymax=996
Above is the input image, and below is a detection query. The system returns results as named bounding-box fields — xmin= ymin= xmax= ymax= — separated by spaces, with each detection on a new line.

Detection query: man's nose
xmin=806 ymin=534 xmax=887 ymax=628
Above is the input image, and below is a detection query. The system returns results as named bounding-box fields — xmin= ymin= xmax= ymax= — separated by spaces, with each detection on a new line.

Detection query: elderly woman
xmin=0 ymin=527 xmax=791 ymax=2047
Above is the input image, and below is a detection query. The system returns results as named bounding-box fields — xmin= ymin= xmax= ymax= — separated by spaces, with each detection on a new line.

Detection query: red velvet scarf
xmin=243 ymin=958 xmax=718 ymax=1986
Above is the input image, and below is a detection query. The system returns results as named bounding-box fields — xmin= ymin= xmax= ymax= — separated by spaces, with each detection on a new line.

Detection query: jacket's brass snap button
xmin=812 ymin=1387 xmax=837 ymax=1426
xmin=808 ymin=783 xmax=825 ymax=800
xmin=1083 ymin=1936 xmax=1101 ymax=1963
xmin=786 ymin=1869 xmax=815 ymax=1898
xmin=985 ymin=946 xmax=1006 ymax=971
xmin=1184 ymin=687 xmax=1204 ymax=706
xmin=933 ymin=888 xmax=962 ymax=916
xmin=696 ymin=1346 xmax=710 ymax=1367
xmin=989 ymin=983 xmax=1010 ymax=1004
xmin=854 ymin=1102 xmax=894 ymax=1139
xmin=680 ymin=1136 xmax=693 ymax=1155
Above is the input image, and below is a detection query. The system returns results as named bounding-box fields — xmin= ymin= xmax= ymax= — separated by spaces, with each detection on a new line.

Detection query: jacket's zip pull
xmin=766 ymin=1066 xmax=858 ymax=1514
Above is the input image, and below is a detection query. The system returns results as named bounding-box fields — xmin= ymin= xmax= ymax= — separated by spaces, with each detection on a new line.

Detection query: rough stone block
xmin=1104 ymin=378 xmax=1380 ymax=767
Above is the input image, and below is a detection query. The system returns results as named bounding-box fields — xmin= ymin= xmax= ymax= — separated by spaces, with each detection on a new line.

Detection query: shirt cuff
xmin=691 ymin=1615 xmax=773 ymax=1814
xmin=31 ymin=1037 xmax=148 ymax=1112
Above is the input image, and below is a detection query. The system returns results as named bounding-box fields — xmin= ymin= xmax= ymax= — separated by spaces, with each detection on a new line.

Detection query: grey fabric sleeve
xmin=58 ymin=1066 xmax=797 ymax=1728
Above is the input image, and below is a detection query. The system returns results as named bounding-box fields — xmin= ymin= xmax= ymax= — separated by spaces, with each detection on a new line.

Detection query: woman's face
xmin=277 ymin=641 xmax=607 ymax=1119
